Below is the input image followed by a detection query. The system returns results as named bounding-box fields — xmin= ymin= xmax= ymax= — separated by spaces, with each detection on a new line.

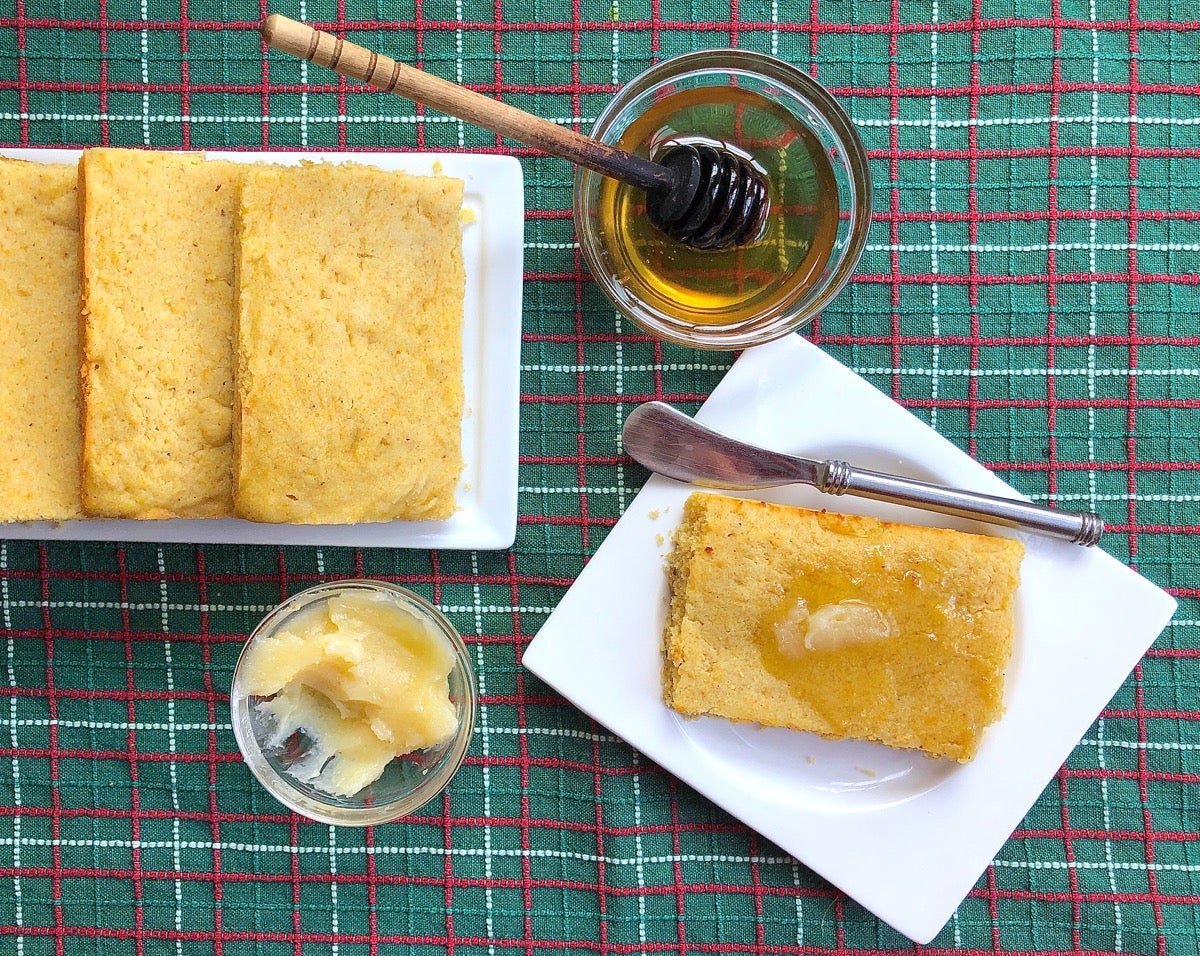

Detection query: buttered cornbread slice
xmin=0 ymin=158 xmax=83 ymax=521
xmin=80 ymin=148 xmax=241 ymax=518
xmin=663 ymin=493 xmax=1024 ymax=762
xmin=234 ymin=162 xmax=466 ymax=524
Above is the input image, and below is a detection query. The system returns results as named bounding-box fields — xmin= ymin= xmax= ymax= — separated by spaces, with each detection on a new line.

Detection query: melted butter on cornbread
xmin=755 ymin=543 xmax=980 ymax=741
xmin=662 ymin=494 xmax=1024 ymax=762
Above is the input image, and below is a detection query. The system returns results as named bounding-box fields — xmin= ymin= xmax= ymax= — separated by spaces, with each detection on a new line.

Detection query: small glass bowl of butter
xmin=230 ymin=580 xmax=477 ymax=826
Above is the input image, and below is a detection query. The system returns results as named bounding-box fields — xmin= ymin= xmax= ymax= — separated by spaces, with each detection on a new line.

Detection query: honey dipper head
xmin=645 ymin=143 xmax=771 ymax=250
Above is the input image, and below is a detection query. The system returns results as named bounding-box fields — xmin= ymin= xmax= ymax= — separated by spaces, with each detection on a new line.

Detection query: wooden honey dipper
xmin=261 ymin=14 xmax=770 ymax=249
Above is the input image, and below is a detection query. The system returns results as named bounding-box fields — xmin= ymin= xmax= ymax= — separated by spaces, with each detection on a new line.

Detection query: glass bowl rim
xmin=573 ymin=48 xmax=874 ymax=350
xmin=230 ymin=578 xmax=477 ymax=826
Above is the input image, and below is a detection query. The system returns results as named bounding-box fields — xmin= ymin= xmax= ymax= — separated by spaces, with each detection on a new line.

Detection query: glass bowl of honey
xmin=230 ymin=580 xmax=477 ymax=826
xmin=575 ymin=50 xmax=872 ymax=349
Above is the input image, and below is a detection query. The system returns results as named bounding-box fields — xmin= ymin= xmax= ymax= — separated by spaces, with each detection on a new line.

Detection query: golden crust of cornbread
xmin=79 ymin=148 xmax=241 ymax=518
xmin=663 ymin=493 xmax=1025 ymax=762
xmin=233 ymin=162 xmax=466 ymax=524
xmin=0 ymin=158 xmax=83 ymax=521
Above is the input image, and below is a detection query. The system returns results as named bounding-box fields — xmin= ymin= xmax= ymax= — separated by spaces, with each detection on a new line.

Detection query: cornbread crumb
xmin=234 ymin=162 xmax=466 ymax=524
xmin=79 ymin=148 xmax=241 ymax=518
xmin=663 ymin=493 xmax=1024 ymax=762
xmin=0 ymin=158 xmax=82 ymax=521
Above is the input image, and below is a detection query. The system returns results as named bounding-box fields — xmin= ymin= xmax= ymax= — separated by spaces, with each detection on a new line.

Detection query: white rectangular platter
xmin=0 ymin=148 xmax=523 ymax=549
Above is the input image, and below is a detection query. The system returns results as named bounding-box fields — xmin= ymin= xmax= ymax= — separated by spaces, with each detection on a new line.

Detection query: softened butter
xmin=239 ymin=590 xmax=459 ymax=797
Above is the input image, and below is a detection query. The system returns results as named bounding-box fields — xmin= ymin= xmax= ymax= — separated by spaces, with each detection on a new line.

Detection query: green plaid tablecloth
xmin=1 ymin=1 xmax=1198 ymax=952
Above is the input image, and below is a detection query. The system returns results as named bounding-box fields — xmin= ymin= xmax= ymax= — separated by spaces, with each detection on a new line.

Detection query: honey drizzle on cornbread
xmin=755 ymin=553 xmax=969 ymax=742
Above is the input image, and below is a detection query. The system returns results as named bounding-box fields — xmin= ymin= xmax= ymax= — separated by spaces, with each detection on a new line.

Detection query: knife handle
xmin=818 ymin=461 xmax=1104 ymax=546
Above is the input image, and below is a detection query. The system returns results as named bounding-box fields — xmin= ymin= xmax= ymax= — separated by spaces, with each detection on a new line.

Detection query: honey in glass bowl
xmin=576 ymin=50 xmax=872 ymax=350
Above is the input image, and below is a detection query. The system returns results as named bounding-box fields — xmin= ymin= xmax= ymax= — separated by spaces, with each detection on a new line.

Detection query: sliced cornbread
xmin=663 ymin=493 xmax=1024 ymax=762
xmin=79 ymin=148 xmax=241 ymax=518
xmin=0 ymin=158 xmax=83 ymax=521
xmin=234 ymin=162 xmax=466 ymax=524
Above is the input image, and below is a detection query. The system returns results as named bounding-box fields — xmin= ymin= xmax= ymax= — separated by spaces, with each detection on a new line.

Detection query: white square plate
xmin=522 ymin=334 xmax=1177 ymax=943
xmin=0 ymin=148 xmax=523 ymax=549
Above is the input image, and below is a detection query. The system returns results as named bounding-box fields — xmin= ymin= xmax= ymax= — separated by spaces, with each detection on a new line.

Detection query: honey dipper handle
xmin=261 ymin=14 xmax=673 ymax=193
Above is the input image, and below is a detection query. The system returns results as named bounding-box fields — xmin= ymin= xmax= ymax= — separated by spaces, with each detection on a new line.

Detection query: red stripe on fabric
xmin=258 ymin=0 xmax=269 ymax=146
xmin=195 ymin=549 xmax=226 ymax=955
xmin=15 ymin=922 xmax=1200 ymax=949
xmin=852 ymin=272 xmax=1198 ymax=285
xmin=897 ymin=397 xmax=1200 ymax=410
xmin=1057 ymin=768 xmax=1084 ymax=949
xmin=11 ymin=77 xmax=1200 ymax=99
xmin=1045 ymin=6 xmax=1064 ymax=504
xmin=816 ymin=333 xmax=1200 ymax=346
xmin=571 ymin=0 xmax=591 ymax=564
xmin=116 ymin=548 xmax=147 ymax=955
xmin=0 ymin=800 xmax=1193 ymax=839
xmin=291 ymin=811 xmax=303 ymax=955
xmin=1127 ymin=7 xmax=1170 ymax=953
xmin=994 ymin=459 xmax=1200 ymax=472
xmin=6 ymin=15 xmax=1200 ymax=32
xmin=14 ymin=0 xmax=28 ymax=144
xmin=592 ymin=709 xmax=610 ymax=956
xmin=0 ymin=743 xmax=241 ymax=762
xmin=97 ymin=0 xmax=109 ymax=145
xmin=869 ymin=145 xmax=1200 ymax=159
xmin=515 ymin=391 xmax=717 ymax=407
xmin=518 ymin=610 xmax=535 ymax=956
xmin=809 ymin=0 xmax=819 ymax=72
xmin=749 ymin=831 xmax=765 ymax=952
xmin=433 ymin=546 xmax=459 ymax=951
xmin=668 ymin=776 xmax=688 ymax=954
xmin=512 ymin=268 xmax=1200 ymax=285
xmin=415 ymin=0 xmax=427 ymax=150
xmin=0 ymin=567 xmax=582 ymax=588
xmin=888 ymin=0 xmax=902 ymax=403
xmin=493 ymin=0 xmax=504 ymax=155
xmin=179 ymin=0 xmax=191 ymax=149
xmin=363 ymin=818 xmax=379 ymax=956
xmin=3 ymin=861 xmax=1198 ymax=898
xmin=1016 ymin=825 xmax=1200 ymax=841
xmin=442 ymin=790 xmax=456 ymax=956
xmin=882 ymin=208 xmax=1200 ymax=222
xmin=39 ymin=545 xmax=64 ymax=955
xmin=336 ymin=0 xmax=347 ymax=150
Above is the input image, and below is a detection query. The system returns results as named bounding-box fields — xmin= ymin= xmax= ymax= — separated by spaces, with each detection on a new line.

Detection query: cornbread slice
xmin=663 ymin=493 xmax=1025 ymax=762
xmin=234 ymin=162 xmax=466 ymax=524
xmin=80 ymin=148 xmax=241 ymax=518
xmin=0 ymin=158 xmax=83 ymax=521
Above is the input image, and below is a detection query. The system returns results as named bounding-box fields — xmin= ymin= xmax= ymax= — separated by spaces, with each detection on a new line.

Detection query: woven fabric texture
xmin=1 ymin=0 xmax=1197 ymax=952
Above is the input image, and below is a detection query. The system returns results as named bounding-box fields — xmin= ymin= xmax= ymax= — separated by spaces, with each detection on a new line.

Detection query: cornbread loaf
xmin=234 ymin=162 xmax=466 ymax=524
xmin=663 ymin=493 xmax=1025 ymax=762
xmin=0 ymin=158 xmax=83 ymax=521
xmin=79 ymin=148 xmax=241 ymax=518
